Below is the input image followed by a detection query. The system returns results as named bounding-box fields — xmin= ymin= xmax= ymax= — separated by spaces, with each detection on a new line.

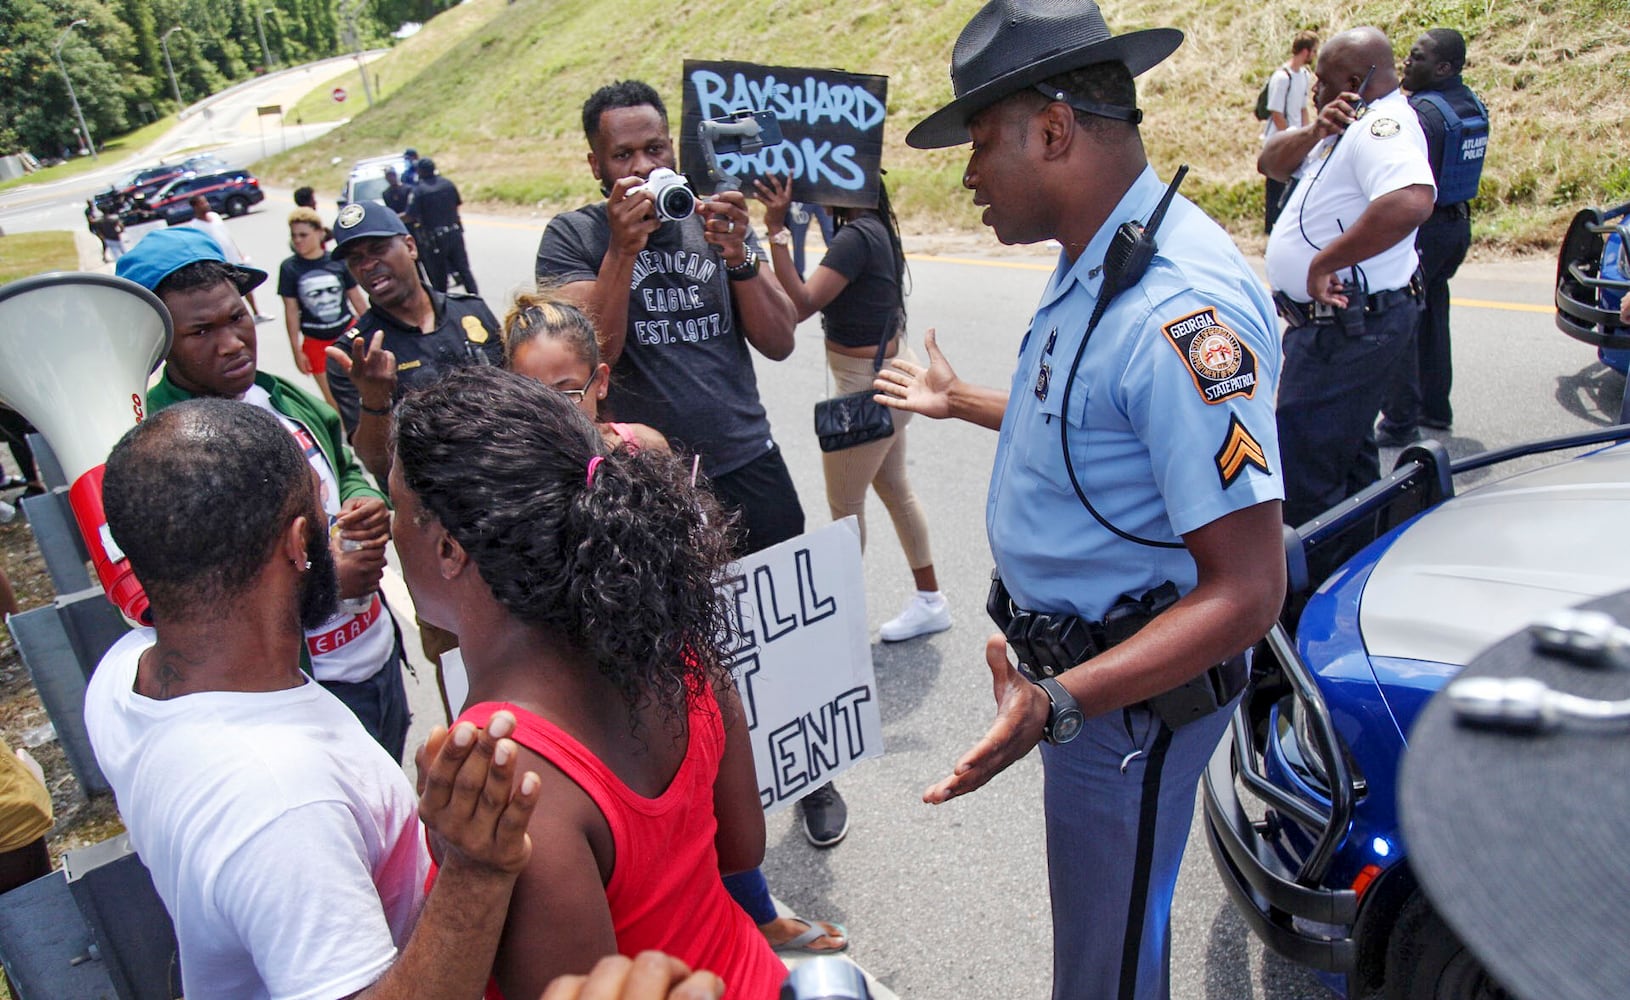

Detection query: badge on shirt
xmin=1369 ymin=117 xmax=1401 ymax=139
xmin=1035 ymin=362 xmax=1052 ymax=401
xmin=1215 ymin=414 xmax=1271 ymax=488
xmin=1160 ymin=307 xmax=1259 ymax=404
xmin=461 ymin=315 xmax=490 ymax=344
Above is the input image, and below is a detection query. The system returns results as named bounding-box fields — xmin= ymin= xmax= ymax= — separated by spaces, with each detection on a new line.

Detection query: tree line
xmin=0 ymin=0 xmax=451 ymax=160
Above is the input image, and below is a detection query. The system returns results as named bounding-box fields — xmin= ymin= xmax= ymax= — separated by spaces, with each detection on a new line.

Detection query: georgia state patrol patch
xmin=461 ymin=315 xmax=490 ymax=344
xmin=336 ymin=202 xmax=366 ymax=229
xmin=1160 ymin=307 xmax=1259 ymax=404
xmin=1369 ymin=117 xmax=1401 ymax=139
xmin=1215 ymin=414 xmax=1271 ymax=488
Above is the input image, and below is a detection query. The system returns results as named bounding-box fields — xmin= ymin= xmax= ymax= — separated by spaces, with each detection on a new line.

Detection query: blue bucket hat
xmin=115 ymin=226 xmax=267 ymax=295
xmin=331 ymin=200 xmax=411 ymax=260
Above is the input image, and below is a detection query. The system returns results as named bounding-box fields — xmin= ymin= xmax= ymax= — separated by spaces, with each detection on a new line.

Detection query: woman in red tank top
xmin=391 ymin=367 xmax=785 ymax=1000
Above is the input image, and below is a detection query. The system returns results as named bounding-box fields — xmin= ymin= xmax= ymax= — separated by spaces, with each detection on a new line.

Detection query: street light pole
xmin=252 ymin=4 xmax=273 ymax=71
xmin=339 ymin=0 xmax=375 ymax=108
xmin=160 ymin=26 xmax=184 ymax=116
xmin=52 ymin=19 xmax=96 ymax=161
xmin=260 ymin=9 xmax=279 ymax=68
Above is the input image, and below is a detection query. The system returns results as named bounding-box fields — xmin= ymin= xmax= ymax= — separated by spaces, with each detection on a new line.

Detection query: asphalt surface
xmin=2 ymin=69 xmax=1618 ymax=998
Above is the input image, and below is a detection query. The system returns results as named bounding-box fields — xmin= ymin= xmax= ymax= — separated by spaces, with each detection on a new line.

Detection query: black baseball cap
xmin=331 ymin=200 xmax=410 ymax=259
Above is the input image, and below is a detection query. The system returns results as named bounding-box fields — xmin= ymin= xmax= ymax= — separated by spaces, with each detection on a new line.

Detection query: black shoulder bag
xmin=813 ymin=322 xmax=896 ymax=453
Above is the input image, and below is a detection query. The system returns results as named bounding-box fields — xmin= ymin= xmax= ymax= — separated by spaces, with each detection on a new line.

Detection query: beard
xmin=298 ymin=522 xmax=340 ymax=630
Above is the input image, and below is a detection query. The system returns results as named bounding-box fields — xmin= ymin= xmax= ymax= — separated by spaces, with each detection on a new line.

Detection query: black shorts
xmin=707 ymin=445 xmax=806 ymax=557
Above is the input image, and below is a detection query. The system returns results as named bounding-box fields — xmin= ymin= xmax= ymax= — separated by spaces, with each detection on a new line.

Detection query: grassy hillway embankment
xmin=257 ymin=0 xmax=1630 ymax=254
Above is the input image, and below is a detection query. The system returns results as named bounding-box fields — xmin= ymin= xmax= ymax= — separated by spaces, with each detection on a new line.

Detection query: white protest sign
xmin=723 ymin=518 xmax=883 ymax=814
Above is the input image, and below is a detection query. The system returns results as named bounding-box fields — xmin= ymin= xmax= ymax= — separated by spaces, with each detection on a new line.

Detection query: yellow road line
xmin=466 ymin=217 xmax=1553 ymax=314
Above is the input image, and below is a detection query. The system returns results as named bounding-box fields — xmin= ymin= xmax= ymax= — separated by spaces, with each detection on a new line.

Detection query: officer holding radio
xmin=1260 ymin=26 xmax=1437 ymax=526
xmin=877 ymin=2 xmax=1285 ymax=997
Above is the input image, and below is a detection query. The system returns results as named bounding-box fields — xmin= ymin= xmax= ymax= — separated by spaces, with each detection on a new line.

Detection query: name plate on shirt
xmin=679 ymin=60 xmax=887 ymax=209
xmin=722 ymin=518 xmax=883 ymax=812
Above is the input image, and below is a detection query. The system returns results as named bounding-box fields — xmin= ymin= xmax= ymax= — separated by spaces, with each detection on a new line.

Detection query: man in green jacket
xmin=118 ymin=227 xmax=411 ymax=758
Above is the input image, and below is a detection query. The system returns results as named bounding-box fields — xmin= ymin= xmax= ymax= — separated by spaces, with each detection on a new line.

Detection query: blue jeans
xmin=1041 ymin=697 xmax=1237 ymax=1000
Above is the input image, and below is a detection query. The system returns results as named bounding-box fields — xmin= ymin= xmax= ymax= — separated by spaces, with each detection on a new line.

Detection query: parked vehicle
xmin=339 ymin=154 xmax=410 ymax=209
xmin=141 ymin=168 xmax=264 ymax=222
xmin=94 ymin=155 xmax=229 ymax=222
xmin=1204 ymin=427 xmax=1630 ymax=999
xmin=1555 ymin=201 xmax=1630 ymax=405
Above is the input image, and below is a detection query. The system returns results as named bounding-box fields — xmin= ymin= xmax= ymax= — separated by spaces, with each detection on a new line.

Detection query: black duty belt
xmin=1272 ymin=272 xmax=1423 ymax=329
xmin=986 ymin=571 xmax=1248 ymax=730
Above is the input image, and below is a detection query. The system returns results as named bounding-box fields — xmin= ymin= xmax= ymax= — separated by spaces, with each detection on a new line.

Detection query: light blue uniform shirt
xmin=987 ymin=167 xmax=1284 ymax=622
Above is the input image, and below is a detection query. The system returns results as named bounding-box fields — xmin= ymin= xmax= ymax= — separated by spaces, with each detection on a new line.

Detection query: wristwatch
xmin=769 ymin=229 xmax=792 ymax=247
xmin=725 ymin=243 xmax=760 ymax=281
xmin=1036 ymin=677 xmax=1084 ymax=745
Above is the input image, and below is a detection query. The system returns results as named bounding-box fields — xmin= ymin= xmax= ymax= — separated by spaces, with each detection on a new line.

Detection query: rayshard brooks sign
xmin=722 ymin=518 xmax=883 ymax=813
xmin=679 ymin=60 xmax=888 ymax=209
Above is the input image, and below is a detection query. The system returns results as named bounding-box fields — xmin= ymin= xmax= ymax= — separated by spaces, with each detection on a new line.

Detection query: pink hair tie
xmin=585 ymin=455 xmax=605 ymax=486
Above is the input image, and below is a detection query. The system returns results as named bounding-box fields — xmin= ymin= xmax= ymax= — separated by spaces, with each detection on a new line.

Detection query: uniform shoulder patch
xmin=1369 ymin=117 xmax=1401 ymax=139
xmin=1160 ymin=307 xmax=1259 ymax=404
xmin=1215 ymin=414 xmax=1271 ymax=488
xmin=461 ymin=314 xmax=490 ymax=344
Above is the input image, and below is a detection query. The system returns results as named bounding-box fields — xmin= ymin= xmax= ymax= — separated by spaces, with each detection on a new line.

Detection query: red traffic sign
xmin=331 ymin=87 xmax=347 ymax=103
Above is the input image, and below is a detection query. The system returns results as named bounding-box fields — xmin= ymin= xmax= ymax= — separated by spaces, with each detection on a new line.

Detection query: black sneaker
xmin=799 ymin=783 xmax=848 ymax=848
xmin=1376 ymin=424 xmax=1422 ymax=448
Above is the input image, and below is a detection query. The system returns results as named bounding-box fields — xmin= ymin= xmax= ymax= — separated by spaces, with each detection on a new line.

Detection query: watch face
xmin=1051 ymin=710 xmax=1084 ymax=744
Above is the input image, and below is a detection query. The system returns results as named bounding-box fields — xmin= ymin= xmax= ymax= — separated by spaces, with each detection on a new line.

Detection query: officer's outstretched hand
xmin=924 ymin=634 xmax=1050 ymax=804
xmin=326 ymin=331 xmax=398 ymax=413
xmin=874 ymin=328 xmax=958 ymax=420
xmin=540 ymin=952 xmax=724 ymax=1000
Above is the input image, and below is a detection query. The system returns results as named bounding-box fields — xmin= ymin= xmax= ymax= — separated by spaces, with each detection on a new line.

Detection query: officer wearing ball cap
xmin=876 ymin=2 xmax=1286 ymax=995
xmin=324 ymin=199 xmax=501 ymax=481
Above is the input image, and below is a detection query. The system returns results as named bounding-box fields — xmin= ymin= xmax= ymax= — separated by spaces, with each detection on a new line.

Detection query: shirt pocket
xmin=1015 ymin=364 xmax=1092 ymax=489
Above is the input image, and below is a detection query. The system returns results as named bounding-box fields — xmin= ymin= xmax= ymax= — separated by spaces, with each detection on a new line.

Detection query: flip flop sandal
xmin=770 ymin=917 xmax=849 ymax=955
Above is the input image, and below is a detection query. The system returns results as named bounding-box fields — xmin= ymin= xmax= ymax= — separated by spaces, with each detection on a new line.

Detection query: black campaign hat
xmin=1399 ymin=587 xmax=1630 ymax=1000
xmin=907 ymin=0 xmax=1181 ymax=149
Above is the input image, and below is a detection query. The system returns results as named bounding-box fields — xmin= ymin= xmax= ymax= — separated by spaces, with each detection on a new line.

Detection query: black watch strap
xmin=1037 ymin=677 xmax=1084 ymax=745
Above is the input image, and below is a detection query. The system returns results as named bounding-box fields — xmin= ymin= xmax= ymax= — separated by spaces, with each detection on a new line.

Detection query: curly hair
xmin=502 ymin=290 xmax=600 ymax=369
xmin=583 ymin=79 xmax=667 ymax=142
xmin=393 ymin=367 xmax=740 ymax=723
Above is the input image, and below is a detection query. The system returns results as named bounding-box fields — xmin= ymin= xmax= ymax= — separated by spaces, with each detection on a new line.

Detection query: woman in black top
xmin=754 ymin=176 xmax=950 ymax=643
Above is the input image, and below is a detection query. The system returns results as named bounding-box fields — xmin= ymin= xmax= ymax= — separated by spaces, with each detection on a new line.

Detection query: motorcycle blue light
xmin=1372 ymin=836 xmax=1392 ymax=858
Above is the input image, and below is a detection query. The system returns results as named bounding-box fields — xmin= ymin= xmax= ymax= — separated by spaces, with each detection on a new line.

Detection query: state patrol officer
xmin=876 ymin=2 xmax=1287 ymax=997
xmin=323 ymin=199 xmax=502 ymax=482
xmin=1261 ymin=26 xmax=1436 ymax=526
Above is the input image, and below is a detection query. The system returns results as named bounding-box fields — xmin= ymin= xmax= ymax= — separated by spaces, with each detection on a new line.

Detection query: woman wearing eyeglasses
xmin=503 ymin=293 xmax=668 ymax=454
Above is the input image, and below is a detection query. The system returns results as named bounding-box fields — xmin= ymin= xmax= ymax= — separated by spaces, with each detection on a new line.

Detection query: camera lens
xmin=659 ymin=185 xmax=695 ymax=221
xmin=779 ymin=957 xmax=870 ymax=1000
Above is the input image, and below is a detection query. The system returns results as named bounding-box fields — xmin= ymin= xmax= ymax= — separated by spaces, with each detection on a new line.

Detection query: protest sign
xmin=679 ymin=60 xmax=888 ymax=209
xmin=723 ymin=518 xmax=883 ymax=813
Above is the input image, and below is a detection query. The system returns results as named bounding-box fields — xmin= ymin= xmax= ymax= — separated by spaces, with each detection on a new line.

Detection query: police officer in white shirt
xmin=1260 ymin=26 xmax=1436 ymax=526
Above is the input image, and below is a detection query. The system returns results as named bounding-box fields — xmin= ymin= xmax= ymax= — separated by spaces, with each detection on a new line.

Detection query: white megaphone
xmin=0 ymin=272 xmax=173 ymax=625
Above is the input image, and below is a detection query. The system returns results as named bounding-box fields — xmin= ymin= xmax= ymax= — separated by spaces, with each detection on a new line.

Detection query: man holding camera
xmin=876 ymin=2 xmax=1285 ymax=996
xmin=1261 ymin=26 xmax=1436 ymax=525
xmin=536 ymin=79 xmax=855 ymax=950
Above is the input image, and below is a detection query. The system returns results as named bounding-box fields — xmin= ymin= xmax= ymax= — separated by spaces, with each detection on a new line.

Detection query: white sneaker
xmin=880 ymin=593 xmax=952 ymax=642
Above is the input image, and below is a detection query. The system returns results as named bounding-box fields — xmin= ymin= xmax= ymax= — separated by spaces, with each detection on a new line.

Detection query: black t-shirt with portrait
xmin=278 ymin=253 xmax=358 ymax=340
xmin=817 ymin=212 xmax=903 ymax=350
xmin=534 ymin=204 xmax=774 ymax=477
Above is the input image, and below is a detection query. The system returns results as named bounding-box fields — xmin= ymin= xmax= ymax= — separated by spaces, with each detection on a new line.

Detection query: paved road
xmin=4 ymin=110 xmax=1617 ymax=998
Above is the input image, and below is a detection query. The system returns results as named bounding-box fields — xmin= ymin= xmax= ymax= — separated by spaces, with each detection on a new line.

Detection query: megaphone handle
xmin=68 ymin=466 xmax=151 ymax=626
